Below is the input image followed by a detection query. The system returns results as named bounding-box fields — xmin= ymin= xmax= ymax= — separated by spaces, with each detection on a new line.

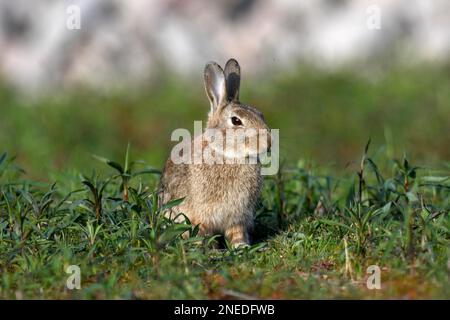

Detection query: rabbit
xmin=159 ymin=58 xmax=271 ymax=247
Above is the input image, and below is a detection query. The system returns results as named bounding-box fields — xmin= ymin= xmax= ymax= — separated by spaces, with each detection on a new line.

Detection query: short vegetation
xmin=0 ymin=65 xmax=449 ymax=299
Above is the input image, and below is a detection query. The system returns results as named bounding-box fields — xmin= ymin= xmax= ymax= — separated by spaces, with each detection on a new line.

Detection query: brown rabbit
xmin=159 ymin=58 xmax=270 ymax=247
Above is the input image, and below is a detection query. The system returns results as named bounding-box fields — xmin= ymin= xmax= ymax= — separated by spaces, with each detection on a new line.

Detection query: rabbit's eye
xmin=231 ymin=116 xmax=243 ymax=126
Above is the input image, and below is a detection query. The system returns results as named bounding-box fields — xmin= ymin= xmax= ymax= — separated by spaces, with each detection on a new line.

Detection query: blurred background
xmin=0 ymin=0 xmax=449 ymax=179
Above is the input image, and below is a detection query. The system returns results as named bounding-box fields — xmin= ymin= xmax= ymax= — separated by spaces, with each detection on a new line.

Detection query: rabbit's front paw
xmin=225 ymin=225 xmax=249 ymax=248
xmin=232 ymin=242 xmax=250 ymax=249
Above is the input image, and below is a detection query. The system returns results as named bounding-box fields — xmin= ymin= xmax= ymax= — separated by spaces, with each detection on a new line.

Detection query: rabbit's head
xmin=203 ymin=59 xmax=270 ymax=158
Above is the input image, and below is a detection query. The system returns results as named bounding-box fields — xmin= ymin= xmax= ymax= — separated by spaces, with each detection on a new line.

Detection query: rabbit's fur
xmin=159 ymin=59 xmax=270 ymax=246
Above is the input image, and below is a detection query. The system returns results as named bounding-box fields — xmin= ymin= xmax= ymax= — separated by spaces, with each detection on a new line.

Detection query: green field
xmin=0 ymin=65 xmax=449 ymax=299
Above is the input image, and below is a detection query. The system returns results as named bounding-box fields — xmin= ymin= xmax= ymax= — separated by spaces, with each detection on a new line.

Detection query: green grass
xmin=0 ymin=65 xmax=449 ymax=299
xmin=0 ymin=143 xmax=448 ymax=299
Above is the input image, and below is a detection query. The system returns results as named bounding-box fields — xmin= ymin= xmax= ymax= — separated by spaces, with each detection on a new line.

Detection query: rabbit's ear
xmin=224 ymin=58 xmax=240 ymax=102
xmin=204 ymin=62 xmax=227 ymax=112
